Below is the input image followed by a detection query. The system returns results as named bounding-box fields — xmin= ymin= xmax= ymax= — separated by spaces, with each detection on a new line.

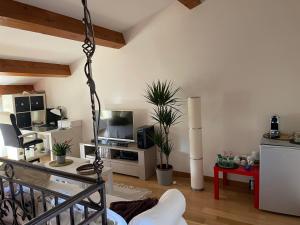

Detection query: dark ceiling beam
xmin=0 ymin=85 xmax=34 ymax=95
xmin=0 ymin=59 xmax=71 ymax=77
xmin=178 ymin=0 xmax=202 ymax=9
xmin=0 ymin=0 xmax=126 ymax=49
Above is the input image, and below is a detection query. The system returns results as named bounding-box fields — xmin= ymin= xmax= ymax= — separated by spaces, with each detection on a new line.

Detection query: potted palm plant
xmin=145 ymin=80 xmax=181 ymax=185
xmin=52 ymin=139 xmax=72 ymax=164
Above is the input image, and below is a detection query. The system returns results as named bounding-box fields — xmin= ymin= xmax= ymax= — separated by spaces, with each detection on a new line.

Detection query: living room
xmin=0 ymin=0 xmax=299 ymax=225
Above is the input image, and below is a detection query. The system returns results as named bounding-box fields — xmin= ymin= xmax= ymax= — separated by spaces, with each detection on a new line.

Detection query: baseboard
xmin=174 ymin=171 xmax=249 ymax=188
xmin=174 ymin=170 xmax=191 ymax=178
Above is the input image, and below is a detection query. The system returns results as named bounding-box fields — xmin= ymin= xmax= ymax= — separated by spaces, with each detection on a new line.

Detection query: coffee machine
xmin=270 ymin=115 xmax=280 ymax=139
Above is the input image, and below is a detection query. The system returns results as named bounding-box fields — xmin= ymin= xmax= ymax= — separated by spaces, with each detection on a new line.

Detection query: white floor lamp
xmin=188 ymin=97 xmax=204 ymax=191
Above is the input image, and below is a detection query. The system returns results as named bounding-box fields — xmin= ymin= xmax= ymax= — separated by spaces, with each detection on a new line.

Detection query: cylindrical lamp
xmin=188 ymin=97 xmax=204 ymax=191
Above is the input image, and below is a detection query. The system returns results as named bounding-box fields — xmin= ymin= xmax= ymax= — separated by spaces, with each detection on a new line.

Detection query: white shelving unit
xmin=2 ymin=93 xmax=46 ymax=128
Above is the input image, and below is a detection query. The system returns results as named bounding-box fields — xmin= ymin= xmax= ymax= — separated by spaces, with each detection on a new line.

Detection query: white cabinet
xmin=260 ymin=140 xmax=300 ymax=216
xmin=49 ymin=121 xmax=83 ymax=158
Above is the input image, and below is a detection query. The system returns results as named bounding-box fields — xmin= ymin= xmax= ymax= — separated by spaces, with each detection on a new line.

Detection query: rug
xmin=110 ymin=183 xmax=152 ymax=201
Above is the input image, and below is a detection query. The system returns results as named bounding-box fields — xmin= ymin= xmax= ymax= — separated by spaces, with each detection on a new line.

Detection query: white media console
xmin=80 ymin=142 xmax=157 ymax=180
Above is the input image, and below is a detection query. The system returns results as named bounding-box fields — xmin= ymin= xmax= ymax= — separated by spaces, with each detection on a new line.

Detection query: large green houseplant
xmin=145 ymin=80 xmax=181 ymax=185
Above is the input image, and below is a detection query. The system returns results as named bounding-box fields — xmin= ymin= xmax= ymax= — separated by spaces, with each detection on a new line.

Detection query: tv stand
xmin=110 ymin=141 xmax=129 ymax=147
xmin=91 ymin=139 xmax=130 ymax=147
xmin=80 ymin=142 xmax=156 ymax=180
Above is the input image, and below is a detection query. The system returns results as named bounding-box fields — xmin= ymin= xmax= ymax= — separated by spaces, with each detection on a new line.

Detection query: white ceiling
xmin=0 ymin=27 xmax=82 ymax=64
xmin=17 ymin=0 xmax=174 ymax=32
xmin=0 ymin=26 xmax=83 ymax=85
xmin=0 ymin=0 xmax=175 ymax=85
xmin=0 ymin=76 xmax=42 ymax=85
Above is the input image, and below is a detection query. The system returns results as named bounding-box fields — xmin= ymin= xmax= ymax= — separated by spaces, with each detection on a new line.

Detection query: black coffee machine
xmin=270 ymin=115 xmax=280 ymax=139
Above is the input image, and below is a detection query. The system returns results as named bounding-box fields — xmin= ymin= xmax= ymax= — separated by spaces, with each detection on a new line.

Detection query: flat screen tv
xmin=97 ymin=110 xmax=134 ymax=142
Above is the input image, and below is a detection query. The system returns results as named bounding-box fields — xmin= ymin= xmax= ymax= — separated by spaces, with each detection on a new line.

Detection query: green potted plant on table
xmin=52 ymin=140 xmax=72 ymax=164
xmin=145 ymin=80 xmax=182 ymax=185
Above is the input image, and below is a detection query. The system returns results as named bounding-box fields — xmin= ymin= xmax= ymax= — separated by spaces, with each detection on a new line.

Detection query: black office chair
xmin=0 ymin=112 xmax=43 ymax=163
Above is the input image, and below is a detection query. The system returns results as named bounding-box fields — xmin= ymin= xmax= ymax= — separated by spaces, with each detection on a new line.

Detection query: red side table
xmin=214 ymin=164 xmax=260 ymax=208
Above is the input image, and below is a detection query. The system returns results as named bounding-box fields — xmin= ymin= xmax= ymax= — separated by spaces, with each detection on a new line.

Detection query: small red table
xmin=214 ymin=164 xmax=259 ymax=208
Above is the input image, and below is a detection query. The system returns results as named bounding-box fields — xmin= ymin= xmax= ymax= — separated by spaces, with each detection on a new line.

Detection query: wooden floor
xmin=113 ymin=174 xmax=299 ymax=225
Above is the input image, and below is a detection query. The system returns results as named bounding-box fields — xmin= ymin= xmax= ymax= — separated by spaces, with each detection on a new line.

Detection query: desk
xmin=21 ymin=121 xmax=82 ymax=158
xmin=214 ymin=165 xmax=259 ymax=208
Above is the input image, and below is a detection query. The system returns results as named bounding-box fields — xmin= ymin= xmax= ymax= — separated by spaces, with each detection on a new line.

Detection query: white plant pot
xmin=156 ymin=165 xmax=173 ymax=186
xmin=56 ymin=155 xmax=66 ymax=164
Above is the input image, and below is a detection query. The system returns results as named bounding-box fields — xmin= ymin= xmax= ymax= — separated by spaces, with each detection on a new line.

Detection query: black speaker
xmin=137 ymin=125 xmax=154 ymax=149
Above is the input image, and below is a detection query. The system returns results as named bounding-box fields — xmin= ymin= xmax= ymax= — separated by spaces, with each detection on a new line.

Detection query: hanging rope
xmin=81 ymin=0 xmax=103 ymax=181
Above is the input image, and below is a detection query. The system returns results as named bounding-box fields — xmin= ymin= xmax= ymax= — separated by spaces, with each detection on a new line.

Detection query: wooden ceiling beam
xmin=0 ymin=59 xmax=71 ymax=77
xmin=0 ymin=0 xmax=125 ymax=49
xmin=178 ymin=0 xmax=202 ymax=9
xmin=0 ymin=85 xmax=34 ymax=95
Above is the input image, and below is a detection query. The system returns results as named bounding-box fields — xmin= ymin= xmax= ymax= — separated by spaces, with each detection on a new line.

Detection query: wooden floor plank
xmin=40 ymin=155 xmax=299 ymax=225
xmin=112 ymin=174 xmax=300 ymax=225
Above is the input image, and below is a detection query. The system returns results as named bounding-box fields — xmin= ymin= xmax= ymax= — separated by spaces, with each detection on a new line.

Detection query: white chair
xmin=129 ymin=189 xmax=188 ymax=225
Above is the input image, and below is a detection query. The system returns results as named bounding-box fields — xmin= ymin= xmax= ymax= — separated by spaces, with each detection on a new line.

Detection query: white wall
xmin=35 ymin=0 xmax=300 ymax=176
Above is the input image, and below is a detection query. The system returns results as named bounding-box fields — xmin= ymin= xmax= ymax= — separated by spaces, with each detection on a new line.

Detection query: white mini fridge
xmin=260 ymin=138 xmax=300 ymax=216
